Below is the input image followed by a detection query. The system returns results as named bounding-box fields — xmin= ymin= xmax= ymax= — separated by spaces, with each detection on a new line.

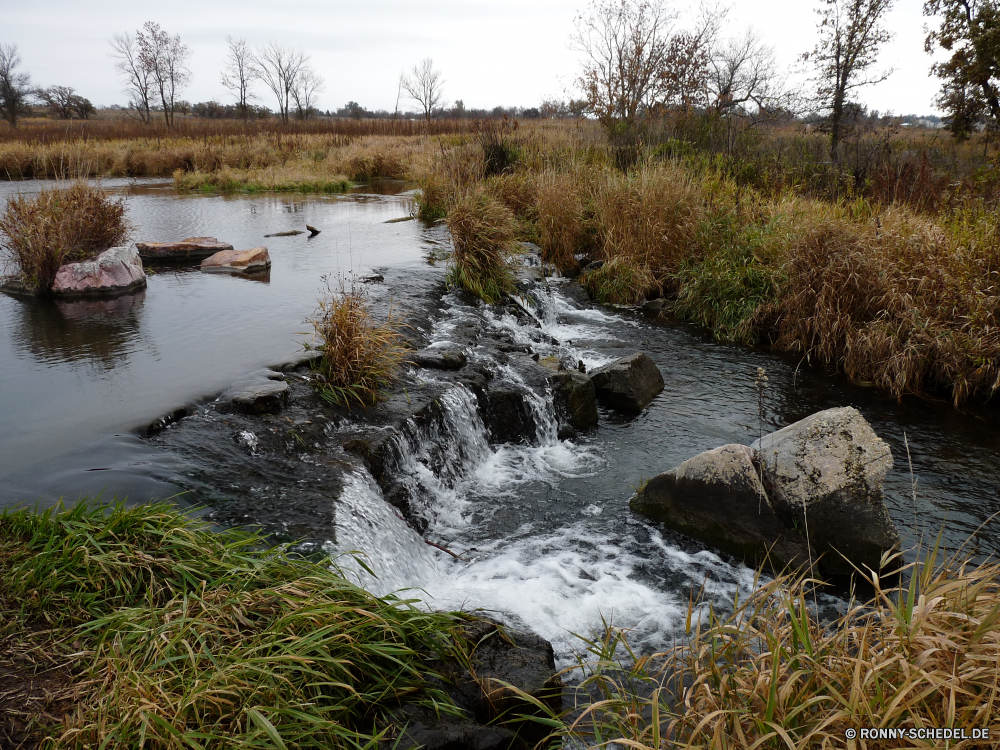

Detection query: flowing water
xmin=2 ymin=179 xmax=999 ymax=663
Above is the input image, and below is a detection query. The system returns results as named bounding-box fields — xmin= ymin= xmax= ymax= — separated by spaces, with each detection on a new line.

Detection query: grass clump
xmin=0 ymin=501 xmax=468 ymax=749
xmin=446 ymin=186 xmax=519 ymax=304
xmin=560 ymin=545 xmax=1000 ymax=749
xmin=175 ymin=168 xmax=351 ymax=194
xmin=0 ymin=182 xmax=131 ymax=295
xmin=306 ymin=279 xmax=409 ymax=409
xmin=581 ymin=257 xmax=658 ymax=305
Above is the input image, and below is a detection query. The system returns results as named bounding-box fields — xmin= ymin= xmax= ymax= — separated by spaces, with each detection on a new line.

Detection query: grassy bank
xmin=0 ymin=501 xmax=472 ymax=748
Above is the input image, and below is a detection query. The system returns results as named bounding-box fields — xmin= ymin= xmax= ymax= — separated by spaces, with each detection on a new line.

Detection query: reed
xmin=446 ymin=186 xmax=519 ymax=304
xmin=306 ymin=280 xmax=409 ymax=409
xmin=0 ymin=182 xmax=131 ymax=294
xmin=557 ymin=542 xmax=1000 ymax=749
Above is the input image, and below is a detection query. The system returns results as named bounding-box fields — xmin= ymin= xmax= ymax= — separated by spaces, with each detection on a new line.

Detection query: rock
xmin=136 ymin=237 xmax=234 ymax=261
xmin=751 ymin=406 xmax=899 ymax=575
xmin=220 ymin=380 xmax=289 ymax=414
xmin=409 ymin=348 xmax=467 ymax=370
xmin=264 ymin=230 xmax=304 ymax=238
xmin=201 ymin=246 xmax=271 ymax=274
xmin=548 ymin=370 xmax=598 ymax=433
xmin=388 ymin=705 xmax=527 ymax=750
xmin=50 ymin=245 xmax=146 ymax=299
xmin=631 ymin=445 xmax=811 ymax=571
xmin=481 ymin=386 xmax=537 ymax=445
xmin=642 ymin=298 xmax=667 ymax=313
xmin=440 ymin=620 xmax=563 ymax=746
xmin=277 ymin=349 xmax=324 ymax=372
xmin=590 ymin=352 xmax=664 ymax=412
xmin=306 ymin=224 xmax=321 ymax=236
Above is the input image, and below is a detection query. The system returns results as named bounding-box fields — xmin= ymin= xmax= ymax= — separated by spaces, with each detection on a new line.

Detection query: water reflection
xmin=10 ymin=291 xmax=147 ymax=370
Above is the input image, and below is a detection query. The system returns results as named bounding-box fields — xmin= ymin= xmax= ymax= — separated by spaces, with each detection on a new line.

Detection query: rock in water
xmin=201 ymin=246 xmax=271 ymax=274
xmin=51 ymin=245 xmax=146 ymax=299
xmin=631 ymin=444 xmax=811 ymax=571
xmin=408 ymin=348 xmax=467 ymax=370
xmin=751 ymin=406 xmax=898 ymax=575
xmin=136 ymin=237 xmax=234 ymax=261
xmin=306 ymin=224 xmax=321 ymax=236
xmin=548 ymin=370 xmax=599 ymax=432
xmin=220 ymin=380 xmax=289 ymax=414
xmin=589 ymin=352 xmax=664 ymax=412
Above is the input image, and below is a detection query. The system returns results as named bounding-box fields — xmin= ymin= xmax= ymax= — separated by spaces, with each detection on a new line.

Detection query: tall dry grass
xmin=0 ymin=182 xmax=132 ymax=294
xmin=306 ymin=280 xmax=409 ymax=409
xmin=446 ymin=186 xmax=519 ymax=303
xmin=559 ymin=544 xmax=1000 ymax=749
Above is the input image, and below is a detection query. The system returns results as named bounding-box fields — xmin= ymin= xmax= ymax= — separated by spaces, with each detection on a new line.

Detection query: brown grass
xmin=446 ymin=186 xmax=519 ymax=303
xmin=564 ymin=545 xmax=1000 ymax=749
xmin=536 ymin=169 xmax=589 ymax=271
xmin=0 ymin=182 xmax=132 ymax=294
xmin=306 ymin=279 xmax=409 ymax=409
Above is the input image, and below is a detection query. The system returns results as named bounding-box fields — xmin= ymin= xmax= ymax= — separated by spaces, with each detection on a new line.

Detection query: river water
xmin=2 ymin=180 xmax=998 ymax=661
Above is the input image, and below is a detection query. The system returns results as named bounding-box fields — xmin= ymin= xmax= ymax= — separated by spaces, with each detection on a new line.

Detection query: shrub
xmin=345 ymin=149 xmax=408 ymax=182
xmin=537 ymin=169 xmax=590 ymax=271
xmin=446 ymin=186 xmax=519 ymax=303
xmin=0 ymin=182 xmax=131 ymax=294
xmin=581 ymin=256 xmax=658 ymax=305
xmin=306 ymin=280 xmax=408 ymax=408
xmin=476 ymin=115 xmax=520 ymax=177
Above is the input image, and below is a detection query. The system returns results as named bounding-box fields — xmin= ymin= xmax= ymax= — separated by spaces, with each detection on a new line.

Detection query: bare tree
xmin=110 ymin=32 xmax=153 ymax=123
xmin=291 ymin=66 xmax=324 ymax=119
xmin=401 ymin=58 xmax=445 ymax=124
xmin=136 ymin=22 xmax=190 ymax=127
xmin=37 ymin=85 xmax=95 ymax=120
xmin=253 ymin=42 xmax=308 ymax=123
xmin=571 ymin=0 xmax=679 ymax=126
xmin=221 ymin=36 xmax=257 ymax=121
xmin=0 ymin=43 xmax=34 ymax=128
xmin=807 ymin=0 xmax=896 ymax=161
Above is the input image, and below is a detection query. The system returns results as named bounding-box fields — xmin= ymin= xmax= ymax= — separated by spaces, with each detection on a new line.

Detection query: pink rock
xmin=51 ymin=245 xmax=146 ymax=298
xmin=136 ymin=236 xmax=234 ymax=260
xmin=201 ymin=246 xmax=271 ymax=274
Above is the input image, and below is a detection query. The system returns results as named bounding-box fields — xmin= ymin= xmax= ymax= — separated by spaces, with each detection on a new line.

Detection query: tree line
xmin=1 ymin=1 xmax=997 ymax=147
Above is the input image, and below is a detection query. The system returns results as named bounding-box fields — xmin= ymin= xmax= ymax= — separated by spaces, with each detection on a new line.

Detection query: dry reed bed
xmin=562 ymin=547 xmax=1000 ymax=749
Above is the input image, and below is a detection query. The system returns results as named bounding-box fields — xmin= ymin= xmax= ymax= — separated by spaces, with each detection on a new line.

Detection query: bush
xmin=0 ymin=182 xmax=131 ymax=294
xmin=476 ymin=116 xmax=520 ymax=177
xmin=580 ymin=256 xmax=658 ymax=305
xmin=306 ymin=279 xmax=408 ymax=409
xmin=537 ymin=169 xmax=590 ymax=271
xmin=446 ymin=186 xmax=519 ymax=303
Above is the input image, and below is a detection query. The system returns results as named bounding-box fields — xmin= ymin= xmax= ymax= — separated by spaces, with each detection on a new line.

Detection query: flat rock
xmin=388 ymin=705 xmax=526 ymax=750
xmin=631 ymin=444 xmax=811 ymax=571
xmin=201 ymin=246 xmax=271 ymax=274
xmin=220 ymin=379 xmax=289 ymax=414
xmin=51 ymin=245 xmax=146 ymax=299
xmin=751 ymin=406 xmax=899 ymax=575
xmin=409 ymin=348 xmax=467 ymax=370
xmin=136 ymin=236 xmax=234 ymax=261
xmin=590 ymin=352 xmax=664 ymax=412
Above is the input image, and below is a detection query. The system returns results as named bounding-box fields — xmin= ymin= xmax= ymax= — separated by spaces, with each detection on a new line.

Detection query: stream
xmin=2 ymin=179 xmax=999 ymax=663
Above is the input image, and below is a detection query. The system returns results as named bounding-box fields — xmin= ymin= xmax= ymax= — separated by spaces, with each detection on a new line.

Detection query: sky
xmin=4 ymin=0 xmax=946 ymax=116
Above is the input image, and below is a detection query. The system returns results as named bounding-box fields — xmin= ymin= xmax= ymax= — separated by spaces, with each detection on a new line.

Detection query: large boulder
xmin=136 ymin=236 xmax=233 ymax=261
xmin=590 ymin=352 xmax=664 ymax=412
xmin=201 ymin=246 xmax=271 ymax=274
xmin=548 ymin=370 xmax=598 ymax=434
xmin=751 ymin=406 xmax=898 ymax=575
xmin=219 ymin=379 xmax=289 ymax=414
xmin=51 ymin=245 xmax=146 ymax=299
xmin=631 ymin=445 xmax=812 ymax=571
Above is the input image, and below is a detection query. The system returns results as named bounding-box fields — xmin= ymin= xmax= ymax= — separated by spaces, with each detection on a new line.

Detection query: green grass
xmin=0 ymin=501 xmax=470 ymax=749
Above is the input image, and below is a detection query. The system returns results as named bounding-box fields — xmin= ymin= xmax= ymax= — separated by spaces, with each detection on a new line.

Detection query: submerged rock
xmin=136 ymin=236 xmax=234 ymax=261
xmin=590 ymin=352 xmax=664 ymax=412
xmin=201 ymin=246 xmax=271 ymax=274
xmin=50 ymin=245 xmax=146 ymax=299
xmin=631 ymin=444 xmax=811 ymax=571
xmin=751 ymin=406 xmax=898 ymax=575
xmin=388 ymin=705 xmax=526 ymax=750
xmin=219 ymin=379 xmax=289 ymax=414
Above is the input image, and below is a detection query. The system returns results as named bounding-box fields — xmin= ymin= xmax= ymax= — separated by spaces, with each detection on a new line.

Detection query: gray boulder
xmin=751 ymin=406 xmax=898 ymax=575
xmin=631 ymin=445 xmax=811 ymax=571
xmin=220 ymin=379 xmax=289 ymax=414
xmin=590 ymin=352 xmax=664 ymax=412
xmin=548 ymin=370 xmax=598 ymax=433
xmin=136 ymin=236 xmax=234 ymax=261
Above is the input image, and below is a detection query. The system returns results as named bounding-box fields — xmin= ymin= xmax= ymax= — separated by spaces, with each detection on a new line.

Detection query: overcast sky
xmin=5 ymin=0 xmax=945 ymax=116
